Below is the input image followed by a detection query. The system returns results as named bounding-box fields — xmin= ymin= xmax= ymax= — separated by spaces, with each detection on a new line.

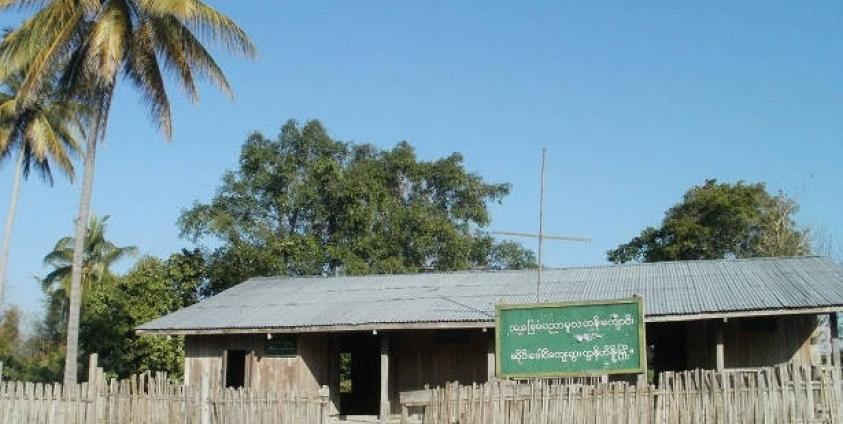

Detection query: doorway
xmin=647 ymin=322 xmax=688 ymax=382
xmin=225 ymin=349 xmax=247 ymax=388
xmin=337 ymin=333 xmax=380 ymax=416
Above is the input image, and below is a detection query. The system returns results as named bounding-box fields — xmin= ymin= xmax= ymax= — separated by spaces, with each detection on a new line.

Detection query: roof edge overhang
xmin=136 ymin=305 xmax=843 ymax=336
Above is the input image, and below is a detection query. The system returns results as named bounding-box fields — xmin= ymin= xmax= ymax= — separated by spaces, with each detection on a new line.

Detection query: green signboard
xmin=496 ymin=298 xmax=646 ymax=378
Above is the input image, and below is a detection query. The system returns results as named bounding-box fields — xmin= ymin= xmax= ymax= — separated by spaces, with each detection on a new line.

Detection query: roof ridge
xmin=242 ymin=256 xmax=829 ymax=283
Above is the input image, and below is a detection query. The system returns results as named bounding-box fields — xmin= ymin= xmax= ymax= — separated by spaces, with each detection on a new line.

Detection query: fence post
xmin=319 ymin=385 xmax=330 ymax=424
xmin=0 ymin=361 xmax=3 ymax=382
xmin=86 ymin=354 xmax=98 ymax=423
xmin=200 ymin=371 xmax=211 ymax=424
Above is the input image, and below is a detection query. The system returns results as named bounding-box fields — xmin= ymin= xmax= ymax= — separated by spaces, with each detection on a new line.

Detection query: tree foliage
xmin=81 ymin=253 xmax=203 ymax=379
xmin=179 ymin=119 xmax=535 ymax=295
xmin=607 ymin=179 xmax=811 ymax=263
xmin=0 ymin=72 xmax=87 ymax=308
xmin=0 ymin=0 xmax=255 ymax=385
xmin=0 ymin=72 xmax=86 ymax=183
xmin=39 ymin=215 xmax=137 ymax=343
xmin=0 ymin=307 xmax=64 ymax=382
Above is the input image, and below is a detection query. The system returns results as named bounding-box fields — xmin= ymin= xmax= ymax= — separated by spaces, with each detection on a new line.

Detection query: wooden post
xmin=86 ymin=354 xmax=98 ymax=423
xmin=0 ymin=361 xmax=3 ymax=382
xmin=829 ymin=313 xmax=842 ymax=420
xmin=487 ymin=331 xmax=496 ymax=382
xmin=715 ymin=319 xmax=725 ymax=372
xmin=380 ymin=333 xmax=390 ymax=423
xmin=221 ymin=349 xmax=228 ymax=388
xmin=831 ymin=313 xmax=841 ymax=370
xmin=319 ymin=385 xmax=331 ymax=423
xmin=244 ymin=350 xmax=254 ymax=388
xmin=200 ymin=371 xmax=211 ymax=424
xmin=329 ymin=334 xmax=340 ymax=415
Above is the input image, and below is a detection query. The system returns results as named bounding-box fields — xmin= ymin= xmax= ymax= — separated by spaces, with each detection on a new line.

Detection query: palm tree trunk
xmin=62 ymin=108 xmax=102 ymax=387
xmin=0 ymin=149 xmax=26 ymax=308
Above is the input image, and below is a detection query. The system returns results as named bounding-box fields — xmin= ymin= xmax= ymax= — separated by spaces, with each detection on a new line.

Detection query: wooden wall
xmin=185 ymin=329 xmax=491 ymax=416
xmin=182 ymin=314 xmax=821 ymax=417
xmin=388 ymin=329 xmax=490 ymax=414
xmin=723 ymin=314 xmax=816 ymax=367
xmin=184 ymin=333 xmax=331 ymax=394
xmin=679 ymin=314 xmax=818 ymax=370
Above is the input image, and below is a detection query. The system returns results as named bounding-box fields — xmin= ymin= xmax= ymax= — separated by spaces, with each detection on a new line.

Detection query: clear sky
xmin=1 ymin=1 xmax=841 ymax=323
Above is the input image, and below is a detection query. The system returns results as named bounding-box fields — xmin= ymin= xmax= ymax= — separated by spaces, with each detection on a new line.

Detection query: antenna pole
xmin=537 ymin=147 xmax=546 ymax=302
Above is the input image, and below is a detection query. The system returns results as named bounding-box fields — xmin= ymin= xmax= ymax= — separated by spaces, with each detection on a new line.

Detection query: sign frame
xmin=495 ymin=297 xmax=647 ymax=379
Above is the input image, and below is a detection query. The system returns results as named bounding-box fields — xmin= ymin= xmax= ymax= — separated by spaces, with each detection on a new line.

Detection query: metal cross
xmin=492 ymin=148 xmax=590 ymax=302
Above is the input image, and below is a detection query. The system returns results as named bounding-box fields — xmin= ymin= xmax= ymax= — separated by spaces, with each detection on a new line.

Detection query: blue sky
xmin=1 ymin=1 xmax=841 ymax=322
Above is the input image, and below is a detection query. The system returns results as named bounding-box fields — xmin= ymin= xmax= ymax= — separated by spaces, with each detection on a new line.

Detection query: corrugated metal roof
xmin=137 ymin=256 xmax=843 ymax=334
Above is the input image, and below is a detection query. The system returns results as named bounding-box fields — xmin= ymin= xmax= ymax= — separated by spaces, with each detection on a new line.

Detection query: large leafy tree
xmin=40 ymin=215 xmax=137 ymax=343
xmin=0 ymin=73 xmax=85 ymax=307
xmin=0 ymin=0 xmax=255 ymax=384
xmin=180 ymin=119 xmax=535 ymax=295
xmin=607 ymin=179 xmax=811 ymax=263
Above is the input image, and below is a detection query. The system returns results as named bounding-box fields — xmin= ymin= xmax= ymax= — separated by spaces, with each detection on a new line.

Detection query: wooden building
xmin=138 ymin=256 xmax=843 ymax=420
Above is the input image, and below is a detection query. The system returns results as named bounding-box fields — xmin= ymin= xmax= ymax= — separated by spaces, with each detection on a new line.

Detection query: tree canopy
xmin=81 ymin=252 xmax=203 ymax=379
xmin=1 ymin=0 xmax=256 ymax=385
xmin=179 ymin=119 xmax=535 ymax=295
xmin=607 ymin=179 xmax=811 ymax=264
xmin=40 ymin=215 xmax=137 ymax=343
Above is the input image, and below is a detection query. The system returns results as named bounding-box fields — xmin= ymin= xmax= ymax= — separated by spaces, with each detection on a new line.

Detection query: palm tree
xmin=40 ymin=215 xmax=136 ymax=342
xmin=0 ymin=0 xmax=255 ymax=384
xmin=0 ymin=73 xmax=86 ymax=308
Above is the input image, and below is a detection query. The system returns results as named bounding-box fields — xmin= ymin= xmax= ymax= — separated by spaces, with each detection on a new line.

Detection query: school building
xmin=138 ymin=256 xmax=843 ymax=420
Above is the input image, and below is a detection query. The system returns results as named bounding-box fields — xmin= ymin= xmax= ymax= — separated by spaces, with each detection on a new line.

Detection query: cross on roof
xmin=492 ymin=148 xmax=590 ymax=302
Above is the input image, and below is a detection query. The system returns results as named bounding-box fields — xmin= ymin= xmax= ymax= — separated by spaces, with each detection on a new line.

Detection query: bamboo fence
xmin=0 ymin=359 xmax=839 ymax=423
xmin=0 ymin=356 xmax=330 ymax=424
xmin=398 ymin=364 xmax=841 ymax=424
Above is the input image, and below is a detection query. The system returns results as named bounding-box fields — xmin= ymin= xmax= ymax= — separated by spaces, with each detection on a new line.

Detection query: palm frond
xmin=148 ymin=17 xmax=198 ymax=101
xmin=43 ymin=236 xmax=74 ymax=266
xmin=41 ymin=266 xmax=70 ymax=290
xmin=7 ymin=2 xmax=84 ymax=109
xmin=0 ymin=127 xmax=11 ymax=155
xmin=124 ymin=20 xmax=172 ymax=137
xmin=153 ymin=15 xmax=232 ymax=99
xmin=136 ymin=0 xmax=254 ymax=58
xmin=102 ymin=244 xmax=138 ymax=265
xmin=0 ymin=1 xmax=67 ymax=69
xmin=1 ymin=68 xmax=84 ymax=184
xmin=136 ymin=0 xmax=192 ymax=18
xmin=184 ymin=0 xmax=255 ymax=58
xmin=83 ymin=0 xmax=132 ymax=89
xmin=21 ymin=142 xmax=56 ymax=185
xmin=28 ymin=114 xmax=75 ymax=181
xmin=0 ymin=0 xmax=45 ymax=10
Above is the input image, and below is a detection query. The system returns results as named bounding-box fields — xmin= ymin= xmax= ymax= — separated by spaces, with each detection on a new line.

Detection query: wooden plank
xmin=830 ymin=312 xmax=842 ymax=423
xmin=329 ymin=333 xmax=340 ymax=416
xmin=487 ymin=332 xmax=496 ymax=382
xmin=380 ymin=333 xmax=390 ymax=422
xmin=715 ymin=319 xmax=725 ymax=373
